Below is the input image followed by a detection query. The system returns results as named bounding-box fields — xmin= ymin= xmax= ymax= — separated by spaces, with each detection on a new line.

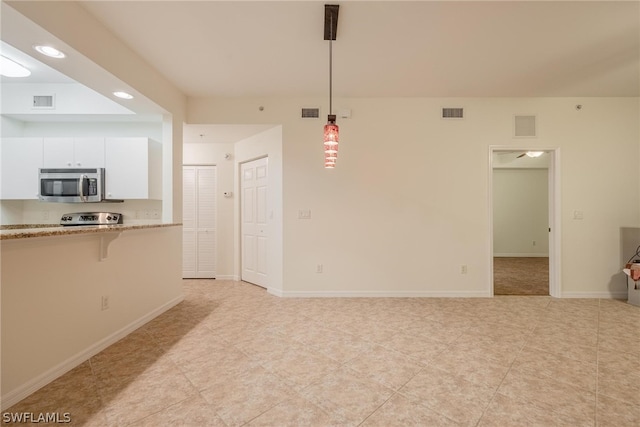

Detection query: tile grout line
xmin=85 ymin=357 xmax=110 ymax=426
xmin=355 ymin=387 xmax=402 ymax=427
xmin=354 ymin=361 xmax=451 ymax=427
xmin=472 ymin=307 xmax=543 ymax=427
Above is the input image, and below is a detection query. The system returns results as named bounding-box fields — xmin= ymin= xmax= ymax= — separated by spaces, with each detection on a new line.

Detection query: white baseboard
xmin=561 ymin=291 xmax=628 ymax=299
xmin=214 ymin=275 xmax=237 ymax=280
xmin=278 ymin=290 xmax=491 ymax=298
xmin=494 ymin=253 xmax=549 ymax=257
xmin=1 ymin=294 xmax=184 ymax=411
xmin=267 ymin=287 xmax=284 ymax=297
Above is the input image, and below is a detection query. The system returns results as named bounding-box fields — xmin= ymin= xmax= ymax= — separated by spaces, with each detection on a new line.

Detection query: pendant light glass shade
xmin=324 ymin=151 xmax=337 ymax=168
xmin=323 ymin=122 xmax=339 ymax=154
xmin=324 ymin=121 xmax=339 ymax=169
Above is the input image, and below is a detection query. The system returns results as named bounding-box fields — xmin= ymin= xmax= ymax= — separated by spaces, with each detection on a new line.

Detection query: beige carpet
xmin=494 ymin=257 xmax=549 ymax=295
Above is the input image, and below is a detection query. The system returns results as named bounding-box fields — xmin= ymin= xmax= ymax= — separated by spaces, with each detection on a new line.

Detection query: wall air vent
xmin=514 ymin=115 xmax=537 ymax=137
xmin=442 ymin=107 xmax=464 ymax=119
xmin=301 ymin=108 xmax=320 ymax=118
xmin=32 ymin=95 xmax=55 ymax=109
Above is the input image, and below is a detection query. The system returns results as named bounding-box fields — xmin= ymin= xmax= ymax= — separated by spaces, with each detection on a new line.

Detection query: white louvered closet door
xmin=182 ymin=166 xmax=216 ymax=278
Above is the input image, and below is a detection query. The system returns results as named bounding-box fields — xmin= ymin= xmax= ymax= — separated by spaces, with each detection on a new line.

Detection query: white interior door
xmin=241 ymin=157 xmax=268 ymax=287
xmin=183 ymin=165 xmax=216 ymax=278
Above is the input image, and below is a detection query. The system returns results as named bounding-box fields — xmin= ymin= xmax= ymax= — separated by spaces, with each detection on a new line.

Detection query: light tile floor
xmin=6 ymin=280 xmax=640 ymax=426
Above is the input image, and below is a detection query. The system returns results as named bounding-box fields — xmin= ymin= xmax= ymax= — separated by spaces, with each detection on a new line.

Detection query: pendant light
xmin=324 ymin=5 xmax=340 ymax=169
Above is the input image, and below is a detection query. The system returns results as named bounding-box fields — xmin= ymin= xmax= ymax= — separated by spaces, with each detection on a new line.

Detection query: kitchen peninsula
xmin=1 ymin=222 xmax=184 ymax=409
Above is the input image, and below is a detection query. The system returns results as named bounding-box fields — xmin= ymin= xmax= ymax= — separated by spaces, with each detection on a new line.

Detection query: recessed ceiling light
xmin=113 ymin=91 xmax=134 ymax=100
xmin=0 ymin=55 xmax=31 ymax=77
xmin=33 ymin=45 xmax=66 ymax=59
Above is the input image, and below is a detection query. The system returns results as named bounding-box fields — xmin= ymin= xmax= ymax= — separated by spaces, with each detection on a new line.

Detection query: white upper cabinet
xmin=43 ymin=137 xmax=105 ymax=168
xmin=1 ymin=138 xmax=43 ymax=200
xmin=104 ymin=137 xmax=162 ymax=200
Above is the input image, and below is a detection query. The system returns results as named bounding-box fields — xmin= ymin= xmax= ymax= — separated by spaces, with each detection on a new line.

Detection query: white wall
xmin=0 ymin=201 xmax=23 ymax=224
xmin=188 ymin=96 xmax=640 ymax=298
xmin=19 ymin=121 xmax=163 ymax=140
xmin=1 ymin=116 xmax=25 ymax=136
xmin=493 ymin=168 xmax=549 ymax=256
xmin=1 ymin=83 xmax=133 ymax=116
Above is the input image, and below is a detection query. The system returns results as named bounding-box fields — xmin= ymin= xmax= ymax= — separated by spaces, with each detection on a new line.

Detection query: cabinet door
xmin=104 ymin=137 xmax=148 ymax=199
xmin=73 ymin=138 xmax=105 ymax=168
xmin=44 ymin=137 xmax=105 ymax=168
xmin=1 ymin=138 xmax=43 ymax=200
xmin=43 ymin=137 xmax=74 ymax=168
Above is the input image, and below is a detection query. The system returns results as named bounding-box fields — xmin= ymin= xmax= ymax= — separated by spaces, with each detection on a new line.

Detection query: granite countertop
xmin=0 ymin=223 xmax=182 ymax=240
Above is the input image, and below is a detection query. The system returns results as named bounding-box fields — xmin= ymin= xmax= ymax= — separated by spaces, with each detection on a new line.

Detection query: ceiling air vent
xmin=301 ymin=108 xmax=320 ymax=118
xmin=32 ymin=95 xmax=55 ymax=109
xmin=514 ymin=115 xmax=537 ymax=137
xmin=442 ymin=107 xmax=464 ymax=119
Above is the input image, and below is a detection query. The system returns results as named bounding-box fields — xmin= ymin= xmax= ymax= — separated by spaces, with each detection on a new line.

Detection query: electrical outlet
xmin=298 ymin=209 xmax=311 ymax=219
xmin=533 ymin=240 xmax=536 ymax=246
xmin=316 ymin=264 xmax=323 ymax=273
xmin=101 ymin=296 xmax=109 ymax=311
xmin=460 ymin=265 xmax=468 ymax=274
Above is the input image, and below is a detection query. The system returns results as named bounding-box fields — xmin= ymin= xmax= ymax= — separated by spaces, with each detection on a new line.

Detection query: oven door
xmin=39 ymin=169 xmax=104 ymax=203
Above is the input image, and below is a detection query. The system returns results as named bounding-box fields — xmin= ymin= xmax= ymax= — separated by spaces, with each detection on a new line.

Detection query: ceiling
xmin=1 ymin=1 xmax=638 ymax=142
xmin=76 ymin=0 xmax=639 ymax=98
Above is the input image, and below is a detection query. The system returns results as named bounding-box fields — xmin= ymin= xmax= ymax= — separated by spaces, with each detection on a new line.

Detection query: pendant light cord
xmin=329 ymin=13 xmax=333 ymax=117
xmin=329 ymin=38 xmax=333 ymax=116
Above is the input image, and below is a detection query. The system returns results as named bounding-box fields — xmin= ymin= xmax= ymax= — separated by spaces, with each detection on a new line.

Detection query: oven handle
xmin=78 ymin=174 xmax=88 ymax=202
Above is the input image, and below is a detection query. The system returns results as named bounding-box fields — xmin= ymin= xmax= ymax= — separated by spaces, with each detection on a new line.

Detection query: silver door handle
xmin=78 ymin=174 xmax=88 ymax=202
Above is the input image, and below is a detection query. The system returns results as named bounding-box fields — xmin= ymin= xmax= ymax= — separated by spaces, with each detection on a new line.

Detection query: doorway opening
xmin=489 ymin=148 xmax=561 ymax=297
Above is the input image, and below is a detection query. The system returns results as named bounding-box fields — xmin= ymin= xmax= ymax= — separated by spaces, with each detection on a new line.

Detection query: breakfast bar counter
xmin=0 ymin=223 xmax=182 ymax=240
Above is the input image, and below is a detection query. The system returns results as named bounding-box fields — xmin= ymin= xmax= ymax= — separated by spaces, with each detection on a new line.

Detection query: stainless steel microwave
xmin=39 ymin=168 xmax=105 ymax=203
